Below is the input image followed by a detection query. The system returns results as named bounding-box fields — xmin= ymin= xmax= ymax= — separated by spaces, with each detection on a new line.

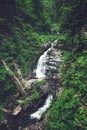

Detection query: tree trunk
xmin=14 ymin=64 xmax=25 ymax=86
xmin=1 ymin=59 xmax=26 ymax=96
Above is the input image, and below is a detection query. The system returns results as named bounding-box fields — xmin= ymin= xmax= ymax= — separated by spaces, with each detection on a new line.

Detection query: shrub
xmin=32 ymin=89 xmax=40 ymax=100
xmin=34 ymin=79 xmax=47 ymax=87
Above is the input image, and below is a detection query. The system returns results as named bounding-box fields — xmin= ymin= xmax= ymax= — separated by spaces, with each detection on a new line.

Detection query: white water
xmin=35 ymin=48 xmax=51 ymax=78
xmin=30 ymin=40 xmax=58 ymax=120
xmin=35 ymin=39 xmax=59 ymax=79
xmin=30 ymin=94 xmax=53 ymax=120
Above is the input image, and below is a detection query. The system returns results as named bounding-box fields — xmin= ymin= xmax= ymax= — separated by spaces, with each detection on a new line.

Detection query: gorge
xmin=0 ymin=40 xmax=63 ymax=130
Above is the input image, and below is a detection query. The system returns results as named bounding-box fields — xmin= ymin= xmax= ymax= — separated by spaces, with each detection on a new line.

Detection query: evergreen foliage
xmin=0 ymin=0 xmax=87 ymax=129
xmin=0 ymin=0 xmax=56 ymax=119
xmin=47 ymin=51 xmax=87 ymax=130
xmin=46 ymin=1 xmax=87 ymax=130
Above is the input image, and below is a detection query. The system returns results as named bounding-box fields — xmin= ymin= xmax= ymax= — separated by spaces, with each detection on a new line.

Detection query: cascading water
xmin=35 ymin=39 xmax=58 ymax=79
xmin=30 ymin=39 xmax=60 ymax=120
xmin=30 ymin=45 xmax=53 ymax=120
xmin=30 ymin=94 xmax=53 ymax=120
xmin=30 ymin=43 xmax=53 ymax=120
xmin=35 ymin=48 xmax=51 ymax=78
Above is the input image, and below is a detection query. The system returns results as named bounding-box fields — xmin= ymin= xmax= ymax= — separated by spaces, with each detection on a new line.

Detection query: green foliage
xmin=39 ymin=34 xmax=55 ymax=44
xmin=58 ymin=34 xmax=67 ymax=44
xmin=0 ymin=20 xmax=54 ymax=113
xmin=16 ymin=0 xmax=36 ymax=22
xmin=1 ymin=0 xmax=87 ymax=127
xmin=51 ymin=5 xmax=87 ymax=130
xmin=62 ymin=52 xmax=87 ymax=96
xmin=55 ymin=50 xmax=87 ymax=130
xmin=23 ymin=97 xmax=30 ymax=105
xmin=0 ymin=0 xmax=57 ymax=120
xmin=46 ymin=48 xmax=87 ymax=130
xmin=17 ymin=90 xmax=40 ymax=105
xmin=46 ymin=88 xmax=87 ymax=130
xmin=17 ymin=97 xmax=31 ymax=105
xmin=46 ymin=89 xmax=78 ymax=130
xmin=41 ymin=113 xmax=45 ymax=120
xmin=58 ymin=0 xmax=87 ymax=33
xmin=55 ymin=0 xmax=87 ymax=49
xmin=0 ymin=65 xmax=15 ymax=103
xmin=51 ymin=23 xmax=60 ymax=32
xmin=32 ymin=89 xmax=40 ymax=100
xmin=34 ymin=79 xmax=46 ymax=87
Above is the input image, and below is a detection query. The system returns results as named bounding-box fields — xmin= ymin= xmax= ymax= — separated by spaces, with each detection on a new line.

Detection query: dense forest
xmin=0 ymin=0 xmax=87 ymax=130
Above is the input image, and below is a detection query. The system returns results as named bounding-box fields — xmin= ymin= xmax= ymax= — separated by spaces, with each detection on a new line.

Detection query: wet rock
xmin=0 ymin=119 xmax=8 ymax=125
xmin=54 ymin=43 xmax=63 ymax=50
xmin=47 ymin=61 xmax=58 ymax=66
xmin=31 ymin=80 xmax=49 ymax=96
xmin=0 ymin=119 xmax=8 ymax=130
xmin=44 ymin=41 xmax=51 ymax=50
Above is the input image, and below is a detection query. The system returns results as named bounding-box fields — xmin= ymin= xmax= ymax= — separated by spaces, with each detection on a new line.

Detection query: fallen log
xmin=14 ymin=64 xmax=25 ymax=86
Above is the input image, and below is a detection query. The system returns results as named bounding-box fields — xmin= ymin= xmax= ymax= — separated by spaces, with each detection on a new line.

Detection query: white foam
xmin=35 ymin=48 xmax=51 ymax=78
xmin=30 ymin=94 xmax=53 ymax=120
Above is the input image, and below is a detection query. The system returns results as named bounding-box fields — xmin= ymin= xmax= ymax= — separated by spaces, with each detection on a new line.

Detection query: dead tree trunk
xmin=14 ymin=64 xmax=25 ymax=85
xmin=1 ymin=59 xmax=26 ymax=96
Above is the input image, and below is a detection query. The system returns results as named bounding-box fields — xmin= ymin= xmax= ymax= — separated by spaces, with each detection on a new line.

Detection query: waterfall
xmin=35 ymin=48 xmax=51 ymax=78
xmin=35 ymin=39 xmax=58 ymax=78
xmin=30 ymin=94 xmax=53 ymax=120
xmin=30 ymin=40 xmax=60 ymax=120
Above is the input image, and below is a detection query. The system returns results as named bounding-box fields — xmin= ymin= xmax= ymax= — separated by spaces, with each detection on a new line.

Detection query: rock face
xmin=46 ymin=49 xmax=62 ymax=78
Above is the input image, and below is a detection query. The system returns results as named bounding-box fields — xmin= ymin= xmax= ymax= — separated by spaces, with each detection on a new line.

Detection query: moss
xmin=17 ymin=97 xmax=31 ymax=105
xmin=34 ymin=79 xmax=47 ymax=87
xmin=32 ymin=89 xmax=40 ymax=100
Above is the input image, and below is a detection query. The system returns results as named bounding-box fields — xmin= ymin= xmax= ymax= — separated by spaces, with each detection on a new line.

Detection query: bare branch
xmin=1 ymin=59 xmax=26 ymax=96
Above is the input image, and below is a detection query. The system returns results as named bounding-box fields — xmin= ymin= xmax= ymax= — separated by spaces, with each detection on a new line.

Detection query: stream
xmin=30 ymin=44 xmax=53 ymax=120
xmin=30 ymin=39 xmax=62 ymax=120
xmin=0 ymin=39 xmax=63 ymax=130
